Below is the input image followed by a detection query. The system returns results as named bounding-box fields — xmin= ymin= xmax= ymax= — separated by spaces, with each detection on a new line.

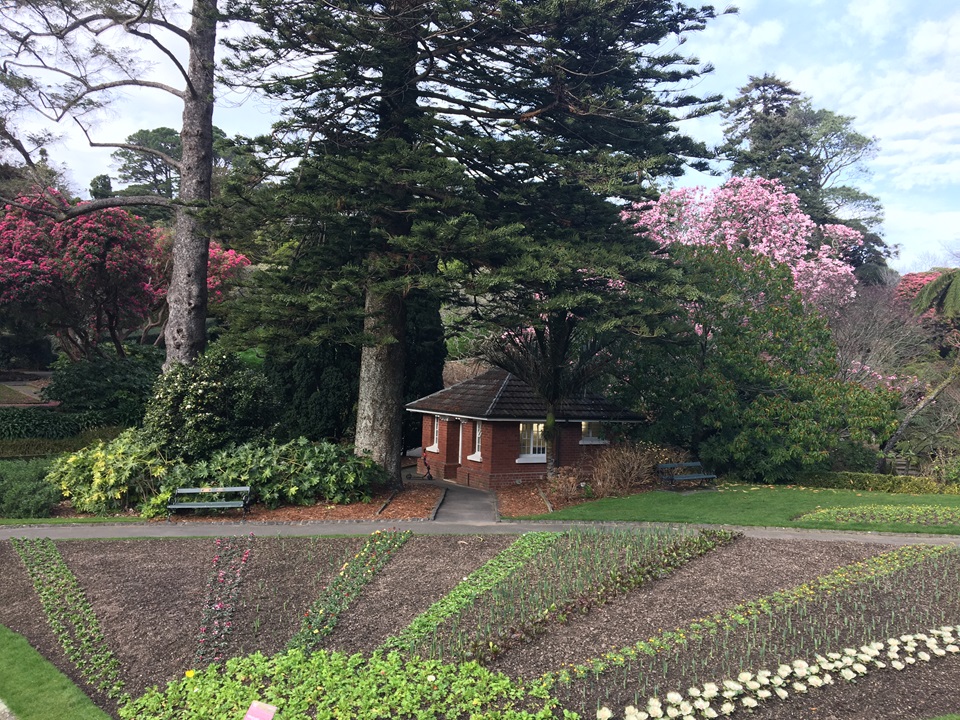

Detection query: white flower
xmin=679 ymin=702 xmax=693 ymax=717
xmin=427 ymin=675 xmax=436 ymax=682
xmin=947 ymin=645 xmax=960 ymax=653
xmin=905 ymin=656 xmax=916 ymax=665
xmin=704 ymin=709 xmax=718 ymax=719
xmin=856 ymin=653 xmax=872 ymax=663
xmin=792 ymin=666 xmax=807 ymax=678
xmin=769 ymin=676 xmax=783 ymax=687
xmin=840 ymin=668 xmax=857 ymax=681
xmin=891 ymin=660 xmax=905 ymax=670
xmin=777 ymin=664 xmax=792 ymax=677
xmin=746 ymin=680 xmax=761 ymax=691
xmin=597 ymin=708 xmax=613 ymax=720
xmin=702 ymin=683 xmax=719 ymax=699
xmin=807 ymin=676 xmax=823 ymax=688
xmin=934 ymin=648 xmax=947 ymax=657
xmin=737 ymin=672 xmax=753 ymax=683
xmin=694 ymin=699 xmax=710 ymax=711
xmin=687 ymin=687 xmax=701 ymax=697
xmin=873 ymin=661 xmax=887 ymax=669
xmin=720 ymin=702 xmax=735 ymax=716
xmin=723 ymin=680 xmax=743 ymax=693
xmin=852 ymin=663 xmax=868 ymax=675
xmin=775 ymin=688 xmax=789 ymax=700
xmin=757 ymin=689 xmax=772 ymax=700
xmin=742 ymin=697 xmax=758 ymax=709
xmin=822 ymin=673 xmax=833 ymax=685
xmin=792 ymin=659 xmax=809 ymax=670
xmin=756 ymin=669 xmax=772 ymax=682
xmin=918 ymin=651 xmax=931 ymax=662
xmin=625 ymin=708 xmax=648 ymax=720
xmin=828 ymin=651 xmax=843 ymax=659
xmin=666 ymin=692 xmax=684 ymax=705
xmin=792 ymin=682 xmax=807 ymax=693
xmin=843 ymin=648 xmax=857 ymax=656
xmin=666 ymin=706 xmax=680 ymax=719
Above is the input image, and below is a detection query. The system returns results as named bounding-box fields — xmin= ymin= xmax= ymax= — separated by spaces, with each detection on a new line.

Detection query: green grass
xmin=0 ymin=385 xmax=39 ymax=404
xmin=526 ymin=483 xmax=960 ymax=535
xmin=0 ymin=624 xmax=110 ymax=720
xmin=928 ymin=716 xmax=960 ymax=720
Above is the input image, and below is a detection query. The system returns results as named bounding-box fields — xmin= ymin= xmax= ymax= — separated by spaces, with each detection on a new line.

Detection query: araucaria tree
xmin=1 ymin=0 xmax=221 ymax=369
xmin=222 ymin=0 xmax=728 ymax=482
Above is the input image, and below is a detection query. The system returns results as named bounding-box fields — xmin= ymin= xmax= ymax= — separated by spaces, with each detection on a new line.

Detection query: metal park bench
xmin=166 ymin=486 xmax=251 ymax=520
xmin=656 ymin=462 xmax=716 ymax=490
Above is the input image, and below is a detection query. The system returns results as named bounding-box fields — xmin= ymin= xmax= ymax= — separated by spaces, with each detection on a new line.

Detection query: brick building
xmin=406 ymin=368 xmax=640 ymax=490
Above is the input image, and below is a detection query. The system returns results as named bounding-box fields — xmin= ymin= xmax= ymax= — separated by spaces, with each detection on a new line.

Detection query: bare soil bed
xmin=1 ymin=531 xmax=959 ymax=719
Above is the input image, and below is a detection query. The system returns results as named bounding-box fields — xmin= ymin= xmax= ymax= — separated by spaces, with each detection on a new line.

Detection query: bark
xmin=162 ymin=0 xmax=217 ymax=370
xmin=544 ymin=404 xmax=558 ymax=480
xmin=355 ymin=288 xmax=407 ymax=487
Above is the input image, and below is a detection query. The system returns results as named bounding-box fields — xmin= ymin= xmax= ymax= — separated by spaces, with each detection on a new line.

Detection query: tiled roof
xmin=405 ymin=368 xmax=641 ymax=421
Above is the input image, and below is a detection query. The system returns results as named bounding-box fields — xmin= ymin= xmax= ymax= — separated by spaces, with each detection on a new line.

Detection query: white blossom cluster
xmin=596 ymin=626 xmax=960 ymax=720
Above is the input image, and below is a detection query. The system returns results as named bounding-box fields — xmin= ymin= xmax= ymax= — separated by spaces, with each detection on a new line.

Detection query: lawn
xmin=2 ymin=528 xmax=960 ymax=719
xmin=0 ymin=384 xmax=39 ymax=404
xmin=523 ymin=483 xmax=960 ymax=534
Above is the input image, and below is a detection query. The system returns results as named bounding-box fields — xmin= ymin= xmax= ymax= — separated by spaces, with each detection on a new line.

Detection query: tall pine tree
xmin=223 ymin=0 xmax=727 ymax=482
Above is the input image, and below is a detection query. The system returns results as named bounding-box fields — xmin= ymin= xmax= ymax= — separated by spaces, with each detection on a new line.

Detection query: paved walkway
xmin=2 ymin=491 xmax=959 ymax=545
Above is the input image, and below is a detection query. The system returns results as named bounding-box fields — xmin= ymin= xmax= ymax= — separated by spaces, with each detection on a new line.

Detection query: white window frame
xmin=517 ymin=422 xmax=546 ymax=463
xmin=467 ymin=420 xmax=483 ymax=462
xmin=579 ymin=421 xmax=609 ymax=445
xmin=426 ymin=415 xmax=440 ymax=453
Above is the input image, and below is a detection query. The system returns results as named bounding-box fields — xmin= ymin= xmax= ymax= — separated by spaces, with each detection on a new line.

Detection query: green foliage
xmin=0 ymin=408 xmax=106 ymax=440
xmin=142 ymin=351 xmax=279 ymax=460
xmin=828 ymin=441 xmax=882 ymax=472
xmin=119 ymin=647 xmax=562 ymax=720
xmin=11 ymin=538 xmax=124 ymax=698
xmin=0 ymin=458 xmax=58 ymax=517
xmin=912 ymin=268 xmax=960 ymax=322
xmin=290 ymin=530 xmax=411 ymax=651
xmin=798 ymin=471 xmax=960 ymax=496
xmin=795 ymin=504 xmax=960 ymax=526
xmin=42 ymin=347 xmax=163 ymax=426
xmin=264 ymin=342 xmax=360 ymax=442
xmin=620 ymin=247 xmax=898 ymax=482
xmin=0 ymin=427 xmax=123 ymax=459
xmin=47 ymin=430 xmax=387 ymax=516
xmin=45 ymin=429 xmax=168 ymax=514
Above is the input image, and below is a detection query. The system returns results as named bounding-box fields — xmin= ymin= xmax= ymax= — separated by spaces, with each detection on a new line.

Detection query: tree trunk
xmin=876 ymin=364 xmax=960 ymax=472
xmin=544 ymin=404 xmax=558 ymax=480
xmin=355 ymin=288 xmax=406 ymax=487
xmin=163 ymin=0 xmax=217 ymax=370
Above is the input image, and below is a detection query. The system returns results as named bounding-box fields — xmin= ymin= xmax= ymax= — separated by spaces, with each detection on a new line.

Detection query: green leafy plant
xmin=0 ymin=408 xmax=106 ymax=440
xmin=42 ymin=347 xmax=163 ymax=426
xmin=11 ymin=538 xmax=124 ymax=699
xmin=795 ymin=504 xmax=960 ymax=526
xmin=0 ymin=458 xmax=58 ymax=517
xmin=289 ymin=529 xmax=411 ymax=652
xmin=0 ymin=427 xmax=124 ymax=459
xmin=194 ymin=535 xmax=255 ymax=666
xmin=142 ymin=351 xmax=279 ymax=460
xmin=799 ymin=471 xmax=960 ymax=495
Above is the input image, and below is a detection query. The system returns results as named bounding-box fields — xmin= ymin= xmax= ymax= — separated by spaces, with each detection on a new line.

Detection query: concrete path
xmin=430 ymin=480 xmax=500 ymax=524
xmin=0 ymin=699 xmax=16 ymax=720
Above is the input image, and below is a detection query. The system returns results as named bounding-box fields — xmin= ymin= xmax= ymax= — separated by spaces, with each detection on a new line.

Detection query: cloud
xmin=844 ymin=0 xmax=910 ymax=45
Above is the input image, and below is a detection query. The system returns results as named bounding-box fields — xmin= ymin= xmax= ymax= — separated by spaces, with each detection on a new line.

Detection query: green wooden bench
xmin=656 ymin=462 xmax=716 ymax=490
xmin=167 ymin=486 xmax=251 ymax=519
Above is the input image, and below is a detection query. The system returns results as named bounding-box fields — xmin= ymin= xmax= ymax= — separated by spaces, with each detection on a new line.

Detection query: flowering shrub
xmin=194 ymin=534 xmax=254 ymax=666
xmin=621 ymin=177 xmax=860 ymax=317
xmin=0 ymin=190 xmax=162 ymax=359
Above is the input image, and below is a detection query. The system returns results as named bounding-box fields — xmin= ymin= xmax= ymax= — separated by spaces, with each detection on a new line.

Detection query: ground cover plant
xmin=1 ymin=530 xmax=959 ymax=719
xmin=522 ymin=483 xmax=960 ymax=534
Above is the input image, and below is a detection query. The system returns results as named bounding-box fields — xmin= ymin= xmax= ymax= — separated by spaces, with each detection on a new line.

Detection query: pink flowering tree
xmin=621 ymin=177 xmax=862 ymax=317
xmin=0 ymin=191 xmax=163 ymax=359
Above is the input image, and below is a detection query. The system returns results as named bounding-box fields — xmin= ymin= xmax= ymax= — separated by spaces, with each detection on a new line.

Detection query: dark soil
xmin=1 ymin=532 xmax=959 ymax=720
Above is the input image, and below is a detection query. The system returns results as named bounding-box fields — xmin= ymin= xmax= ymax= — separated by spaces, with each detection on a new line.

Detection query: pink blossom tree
xmin=0 ymin=191 xmax=162 ymax=359
xmin=621 ymin=176 xmax=862 ymax=317
xmin=0 ymin=191 xmax=250 ymax=358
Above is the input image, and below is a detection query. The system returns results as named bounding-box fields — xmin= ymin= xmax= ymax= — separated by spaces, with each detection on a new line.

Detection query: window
xmin=517 ymin=422 xmax=546 ymax=462
xmin=427 ymin=416 xmax=440 ymax=452
xmin=467 ymin=420 xmax=482 ymax=461
xmin=580 ymin=421 xmax=608 ymax=445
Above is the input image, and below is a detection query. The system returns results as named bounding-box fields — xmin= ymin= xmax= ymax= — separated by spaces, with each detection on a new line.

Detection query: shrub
xmin=139 ymin=438 xmax=388 ymax=517
xmin=0 ymin=407 xmax=106 ymax=440
xmin=42 ymin=347 xmax=163 ymax=426
xmin=0 ymin=458 xmax=59 ymax=517
xmin=45 ymin=429 xmax=170 ymax=514
xmin=828 ymin=441 xmax=882 ymax=472
xmin=796 ymin=471 xmax=960 ymax=496
xmin=587 ymin=442 xmax=687 ymax=497
xmin=142 ymin=351 xmax=279 ymax=460
xmin=0 ymin=427 xmax=124 ymax=459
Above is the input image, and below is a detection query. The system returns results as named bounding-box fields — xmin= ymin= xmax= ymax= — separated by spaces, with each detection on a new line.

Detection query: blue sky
xmin=676 ymin=0 xmax=960 ymax=272
xmin=54 ymin=0 xmax=959 ymax=273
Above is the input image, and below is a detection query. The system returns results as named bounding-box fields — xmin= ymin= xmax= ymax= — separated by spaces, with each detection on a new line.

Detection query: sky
xmin=47 ymin=0 xmax=960 ymax=274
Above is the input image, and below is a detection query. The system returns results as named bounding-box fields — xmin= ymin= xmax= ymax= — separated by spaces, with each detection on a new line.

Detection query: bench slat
xmin=168 ymin=501 xmax=246 ymax=509
xmin=167 ymin=485 xmax=250 ymax=519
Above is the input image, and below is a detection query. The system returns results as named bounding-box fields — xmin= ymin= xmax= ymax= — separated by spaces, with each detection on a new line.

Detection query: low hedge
xmin=0 ymin=408 xmax=106 ymax=440
xmin=0 ymin=458 xmax=59 ymax=518
xmin=796 ymin=471 xmax=960 ymax=496
xmin=0 ymin=427 xmax=124 ymax=459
